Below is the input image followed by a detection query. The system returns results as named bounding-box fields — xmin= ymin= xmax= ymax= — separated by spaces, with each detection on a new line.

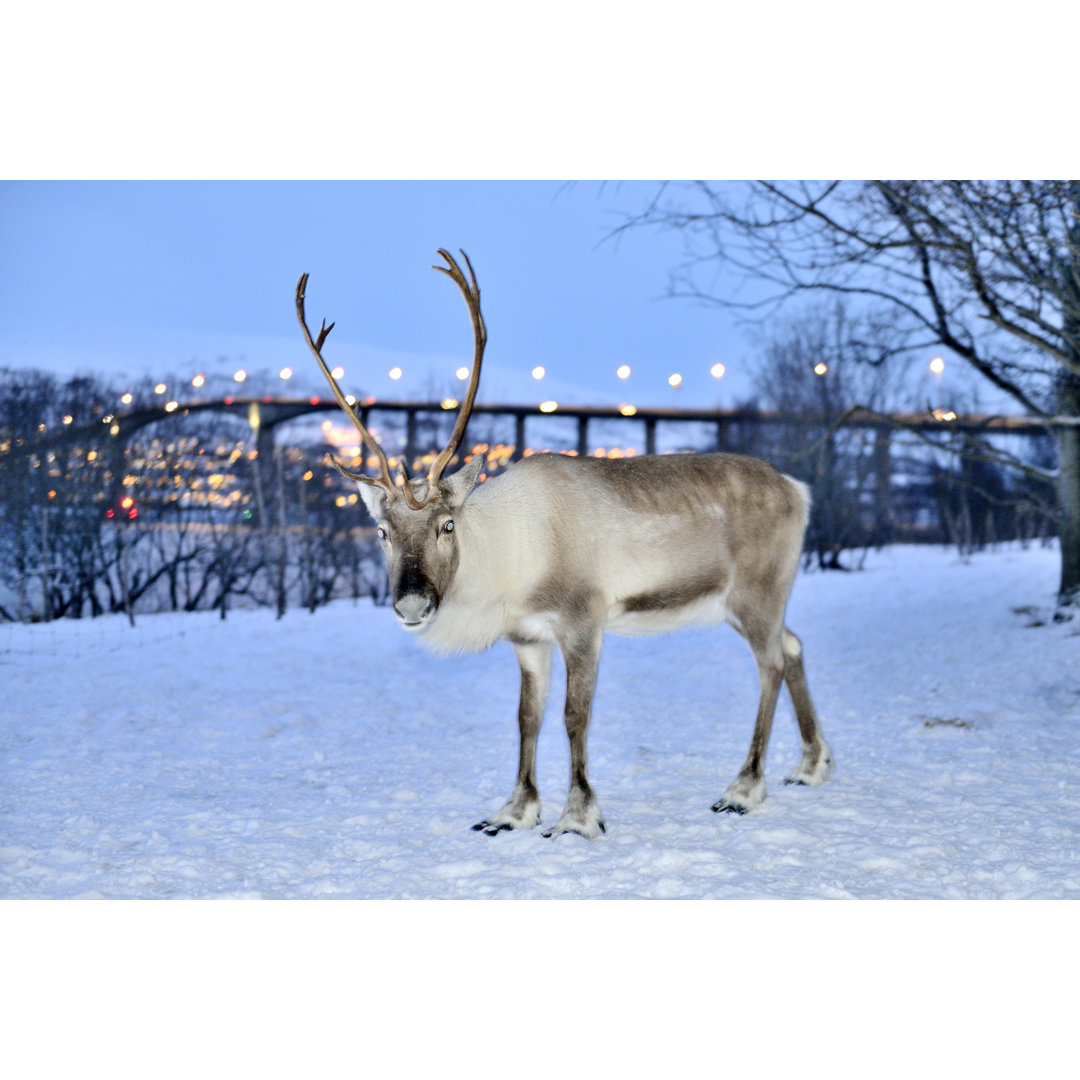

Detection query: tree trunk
xmin=1056 ymin=372 xmax=1080 ymax=603
xmin=1058 ymin=187 xmax=1080 ymax=604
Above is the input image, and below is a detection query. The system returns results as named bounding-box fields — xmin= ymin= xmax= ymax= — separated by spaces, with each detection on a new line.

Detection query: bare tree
xmin=751 ymin=302 xmax=911 ymax=566
xmin=619 ymin=181 xmax=1080 ymax=607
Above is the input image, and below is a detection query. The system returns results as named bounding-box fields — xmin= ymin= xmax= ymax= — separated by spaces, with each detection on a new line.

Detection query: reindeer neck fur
xmin=413 ymin=463 xmax=550 ymax=656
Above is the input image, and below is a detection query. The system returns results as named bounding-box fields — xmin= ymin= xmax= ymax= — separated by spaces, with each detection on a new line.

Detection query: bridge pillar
xmin=405 ymin=409 xmax=419 ymax=472
xmin=644 ymin=417 xmax=657 ymax=456
xmin=577 ymin=415 xmax=589 ymax=458
xmin=513 ymin=412 xmax=526 ymax=461
xmin=251 ymin=408 xmax=281 ymax=528
xmin=873 ymin=426 xmax=892 ymax=544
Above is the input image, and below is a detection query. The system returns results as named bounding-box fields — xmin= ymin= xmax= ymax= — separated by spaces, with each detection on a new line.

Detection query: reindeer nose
xmin=393 ymin=593 xmax=435 ymax=626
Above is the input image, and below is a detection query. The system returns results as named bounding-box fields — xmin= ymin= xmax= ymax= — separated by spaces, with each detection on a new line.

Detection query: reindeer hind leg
xmin=780 ymin=628 xmax=833 ymax=787
xmin=713 ymin=622 xmax=785 ymax=815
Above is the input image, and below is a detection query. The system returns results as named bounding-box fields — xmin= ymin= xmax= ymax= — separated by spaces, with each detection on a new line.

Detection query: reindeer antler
xmin=426 ymin=249 xmax=486 ymax=493
xmin=296 ymin=249 xmax=486 ymax=510
xmin=295 ymin=271 xmax=411 ymax=501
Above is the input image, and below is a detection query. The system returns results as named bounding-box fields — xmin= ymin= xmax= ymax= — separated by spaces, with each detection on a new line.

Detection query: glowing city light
xmin=930 ymin=356 xmax=945 ymax=375
xmin=539 ymin=400 xmax=558 ymax=413
xmin=154 ymin=383 xmax=167 ymax=394
xmin=668 ymin=373 xmax=683 ymax=388
xmin=441 ymin=398 xmax=459 ymax=410
xmin=321 ymin=420 xmax=333 ymax=431
xmin=279 ymin=366 xmax=293 ymax=380
xmin=456 ymin=366 xmax=470 ymax=381
xmin=331 ymin=366 xmax=345 ymax=380
xmin=233 ymin=369 xmax=247 ymax=383
xmin=121 ymin=392 xmax=134 ymax=405
xmin=532 ymin=366 xmax=546 ymax=380
xmin=192 ymin=374 xmax=205 ymax=388
xmin=388 ymin=367 xmax=403 ymax=381
xmin=62 ymin=415 xmax=73 ymax=425
xmin=616 ymin=365 xmax=631 ymax=380
xmin=619 ymin=404 xmax=638 ymax=417
xmin=814 ymin=362 xmax=828 ymax=376
xmin=165 ymin=401 xmax=179 ymax=413
xmin=710 ymin=363 xmax=726 ymax=379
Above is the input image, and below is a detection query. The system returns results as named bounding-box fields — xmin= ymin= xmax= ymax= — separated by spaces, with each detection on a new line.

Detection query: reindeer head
xmin=296 ymin=249 xmax=487 ymax=631
xmin=356 ymin=455 xmax=483 ymax=627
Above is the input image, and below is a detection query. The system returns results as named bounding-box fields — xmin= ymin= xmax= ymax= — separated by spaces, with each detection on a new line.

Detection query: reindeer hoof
xmin=783 ymin=777 xmax=807 ymax=787
xmin=472 ymin=820 xmax=513 ymax=836
xmin=711 ymin=800 xmax=747 ymax=815
xmin=541 ymin=816 xmax=606 ymax=840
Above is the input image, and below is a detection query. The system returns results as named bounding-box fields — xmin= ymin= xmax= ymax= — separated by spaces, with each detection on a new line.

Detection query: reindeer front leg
xmin=543 ymin=627 xmax=606 ymax=839
xmin=472 ymin=640 xmax=551 ymax=835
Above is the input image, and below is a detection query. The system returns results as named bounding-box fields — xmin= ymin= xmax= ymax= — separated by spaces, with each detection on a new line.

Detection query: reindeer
xmin=296 ymin=250 xmax=832 ymax=839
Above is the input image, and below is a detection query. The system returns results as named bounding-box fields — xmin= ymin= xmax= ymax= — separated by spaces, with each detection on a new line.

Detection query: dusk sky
xmin=1 ymin=180 xmax=770 ymax=411
xmin=2 ymin=3 xmax=1061 ymax=421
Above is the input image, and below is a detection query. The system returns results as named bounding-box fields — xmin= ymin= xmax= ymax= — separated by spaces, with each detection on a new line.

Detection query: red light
xmin=128 ymin=508 xmax=138 ymax=519
xmin=309 ymin=396 xmax=320 ymax=405
xmin=224 ymin=396 xmax=234 ymax=405
xmin=106 ymin=508 xmax=115 ymax=519
xmin=262 ymin=395 xmax=272 ymax=404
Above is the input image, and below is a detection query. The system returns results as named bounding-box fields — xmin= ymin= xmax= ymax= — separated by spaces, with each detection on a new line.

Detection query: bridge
xmin=7 ymin=393 xmax=1062 ymax=468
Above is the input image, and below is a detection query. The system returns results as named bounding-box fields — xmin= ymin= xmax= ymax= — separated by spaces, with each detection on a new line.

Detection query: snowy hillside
xmin=2 ymin=541 xmax=1077 ymax=900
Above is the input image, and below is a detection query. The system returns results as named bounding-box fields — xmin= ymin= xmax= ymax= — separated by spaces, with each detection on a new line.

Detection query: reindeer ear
xmin=357 ymin=482 xmax=387 ymax=520
xmin=440 ymin=454 xmax=484 ymax=509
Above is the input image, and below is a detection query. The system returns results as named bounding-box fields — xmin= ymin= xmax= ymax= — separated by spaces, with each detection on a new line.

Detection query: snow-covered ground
xmin=2 ymin=542 xmax=1078 ymax=900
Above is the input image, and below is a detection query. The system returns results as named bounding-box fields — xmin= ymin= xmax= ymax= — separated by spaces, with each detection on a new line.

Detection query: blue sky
xmin=0 ymin=181 xmax=768 ymax=410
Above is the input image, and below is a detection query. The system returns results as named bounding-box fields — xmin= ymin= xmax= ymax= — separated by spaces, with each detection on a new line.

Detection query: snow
xmin=4 ymin=541 xmax=1078 ymax=1077
xmin=3 ymin=541 xmax=1078 ymax=901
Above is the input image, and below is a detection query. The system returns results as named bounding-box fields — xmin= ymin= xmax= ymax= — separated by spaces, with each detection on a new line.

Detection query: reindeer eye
xmin=377 ymin=526 xmax=388 ymax=541
xmin=443 ymin=519 xmax=455 ymax=534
